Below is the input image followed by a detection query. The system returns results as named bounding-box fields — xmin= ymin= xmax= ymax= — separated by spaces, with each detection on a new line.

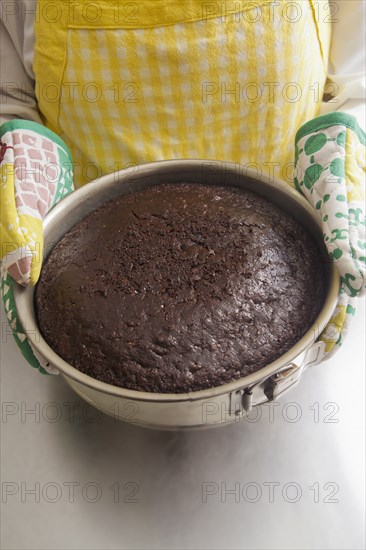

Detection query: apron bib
xmin=34 ymin=0 xmax=331 ymax=187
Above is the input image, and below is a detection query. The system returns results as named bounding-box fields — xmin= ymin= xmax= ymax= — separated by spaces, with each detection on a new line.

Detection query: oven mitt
xmin=294 ymin=112 xmax=366 ymax=358
xmin=0 ymin=120 xmax=74 ymax=373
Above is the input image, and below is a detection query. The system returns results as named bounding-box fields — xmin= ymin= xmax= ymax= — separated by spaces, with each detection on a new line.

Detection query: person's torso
xmin=33 ymin=0 xmax=331 ymax=186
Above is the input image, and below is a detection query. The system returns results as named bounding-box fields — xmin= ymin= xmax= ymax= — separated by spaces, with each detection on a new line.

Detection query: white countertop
xmin=1 ymin=298 xmax=365 ymax=550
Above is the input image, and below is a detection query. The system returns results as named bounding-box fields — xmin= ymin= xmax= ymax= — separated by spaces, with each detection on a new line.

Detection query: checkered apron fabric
xmin=33 ymin=0 xmax=331 ymax=187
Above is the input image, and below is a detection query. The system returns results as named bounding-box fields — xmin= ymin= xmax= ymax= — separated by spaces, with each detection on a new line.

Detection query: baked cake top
xmin=35 ymin=183 xmax=326 ymax=393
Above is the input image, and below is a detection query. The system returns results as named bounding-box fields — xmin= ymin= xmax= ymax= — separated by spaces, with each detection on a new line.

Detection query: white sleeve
xmin=0 ymin=1 xmax=41 ymax=125
xmin=320 ymin=0 xmax=366 ymax=127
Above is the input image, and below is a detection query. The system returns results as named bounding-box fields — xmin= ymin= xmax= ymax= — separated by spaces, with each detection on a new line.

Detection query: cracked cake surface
xmin=35 ymin=183 xmax=326 ymax=393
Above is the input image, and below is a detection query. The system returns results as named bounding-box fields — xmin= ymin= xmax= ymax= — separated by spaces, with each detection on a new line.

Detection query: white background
xmin=1 ymin=298 xmax=365 ymax=550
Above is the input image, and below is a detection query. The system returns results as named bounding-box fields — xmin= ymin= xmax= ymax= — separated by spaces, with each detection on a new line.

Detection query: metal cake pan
xmin=13 ymin=160 xmax=340 ymax=429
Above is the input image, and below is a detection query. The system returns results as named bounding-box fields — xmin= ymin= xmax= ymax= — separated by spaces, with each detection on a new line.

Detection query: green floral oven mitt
xmin=0 ymin=120 xmax=74 ymax=373
xmin=294 ymin=112 xmax=365 ymax=358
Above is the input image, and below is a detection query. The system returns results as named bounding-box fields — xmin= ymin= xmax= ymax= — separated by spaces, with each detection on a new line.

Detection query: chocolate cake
xmin=35 ymin=183 xmax=326 ymax=393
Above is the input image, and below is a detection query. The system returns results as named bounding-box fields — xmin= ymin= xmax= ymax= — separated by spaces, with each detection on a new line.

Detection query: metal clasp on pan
xmin=229 ymin=341 xmax=326 ymax=415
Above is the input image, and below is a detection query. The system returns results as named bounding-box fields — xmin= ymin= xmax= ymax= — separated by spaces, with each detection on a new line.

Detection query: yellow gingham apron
xmin=33 ymin=0 xmax=331 ymax=187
